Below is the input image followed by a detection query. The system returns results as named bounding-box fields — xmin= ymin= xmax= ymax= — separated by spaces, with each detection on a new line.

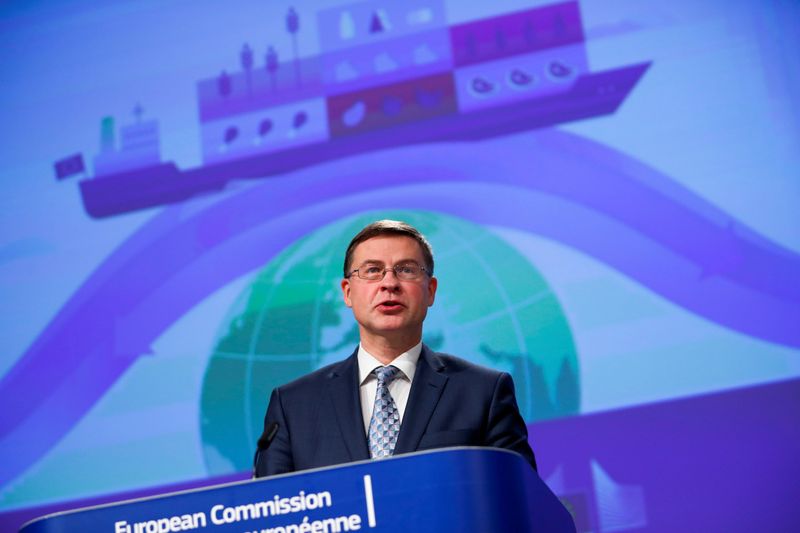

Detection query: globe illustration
xmin=200 ymin=211 xmax=580 ymax=474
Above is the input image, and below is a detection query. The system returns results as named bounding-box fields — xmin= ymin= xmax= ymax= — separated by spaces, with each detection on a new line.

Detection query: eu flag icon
xmin=54 ymin=153 xmax=86 ymax=180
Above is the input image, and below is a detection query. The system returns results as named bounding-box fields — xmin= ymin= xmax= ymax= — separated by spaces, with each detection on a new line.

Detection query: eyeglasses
xmin=348 ymin=262 xmax=429 ymax=281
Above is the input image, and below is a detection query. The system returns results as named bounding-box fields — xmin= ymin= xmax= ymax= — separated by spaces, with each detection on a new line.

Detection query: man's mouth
xmin=376 ymin=300 xmax=404 ymax=312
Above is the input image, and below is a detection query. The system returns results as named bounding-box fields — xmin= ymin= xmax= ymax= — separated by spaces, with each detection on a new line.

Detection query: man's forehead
xmin=351 ymin=235 xmax=424 ymax=259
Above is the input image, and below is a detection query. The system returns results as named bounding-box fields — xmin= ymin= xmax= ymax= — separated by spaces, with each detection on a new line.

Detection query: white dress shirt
xmin=357 ymin=342 xmax=421 ymax=435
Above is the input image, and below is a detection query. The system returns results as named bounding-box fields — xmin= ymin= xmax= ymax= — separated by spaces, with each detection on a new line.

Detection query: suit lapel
xmin=394 ymin=345 xmax=448 ymax=455
xmin=326 ymin=350 xmax=370 ymax=462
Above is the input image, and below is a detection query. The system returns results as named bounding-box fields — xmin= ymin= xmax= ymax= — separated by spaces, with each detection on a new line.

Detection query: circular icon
xmin=507 ymin=68 xmax=537 ymax=90
xmin=545 ymin=60 xmax=577 ymax=83
xmin=467 ymin=76 xmax=498 ymax=98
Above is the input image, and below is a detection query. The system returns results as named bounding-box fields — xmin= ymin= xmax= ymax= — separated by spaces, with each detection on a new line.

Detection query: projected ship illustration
xmin=70 ymin=1 xmax=650 ymax=218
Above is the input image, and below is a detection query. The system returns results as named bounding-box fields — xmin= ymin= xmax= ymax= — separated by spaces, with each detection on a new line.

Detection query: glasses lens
xmin=395 ymin=264 xmax=420 ymax=280
xmin=359 ymin=264 xmax=384 ymax=280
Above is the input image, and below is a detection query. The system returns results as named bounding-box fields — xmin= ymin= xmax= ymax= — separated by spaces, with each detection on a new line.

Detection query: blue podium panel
xmin=20 ymin=448 xmax=574 ymax=533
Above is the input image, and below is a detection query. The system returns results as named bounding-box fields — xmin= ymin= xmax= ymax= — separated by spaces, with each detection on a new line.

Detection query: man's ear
xmin=427 ymin=276 xmax=437 ymax=306
xmin=341 ymin=278 xmax=353 ymax=308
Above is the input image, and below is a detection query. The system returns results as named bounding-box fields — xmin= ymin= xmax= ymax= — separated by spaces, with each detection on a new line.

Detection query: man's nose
xmin=380 ymin=268 xmax=401 ymax=288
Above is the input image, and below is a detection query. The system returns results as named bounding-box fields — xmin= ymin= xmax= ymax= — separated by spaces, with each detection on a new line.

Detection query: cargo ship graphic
xmin=70 ymin=1 xmax=649 ymax=218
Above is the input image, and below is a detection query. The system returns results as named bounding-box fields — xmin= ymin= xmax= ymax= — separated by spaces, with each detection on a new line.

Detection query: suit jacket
xmin=254 ymin=344 xmax=536 ymax=477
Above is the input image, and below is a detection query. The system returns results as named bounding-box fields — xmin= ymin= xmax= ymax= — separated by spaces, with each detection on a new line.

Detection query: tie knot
xmin=374 ymin=365 xmax=399 ymax=385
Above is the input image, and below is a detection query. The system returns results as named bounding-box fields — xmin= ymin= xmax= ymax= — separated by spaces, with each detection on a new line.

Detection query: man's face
xmin=341 ymin=235 xmax=437 ymax=347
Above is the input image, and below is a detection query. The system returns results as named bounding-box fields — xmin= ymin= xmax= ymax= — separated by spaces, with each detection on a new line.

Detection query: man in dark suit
xmin=254 ymin=220 xmax=536 ymax=477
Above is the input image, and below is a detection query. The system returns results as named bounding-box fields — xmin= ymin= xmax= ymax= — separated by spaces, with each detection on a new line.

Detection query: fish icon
xmin=342 ymin=101 xmax=367 ymax=127
xmin=467 ymin=76 xmax=497 ymax=98
xmin=259 ymin=119 xmax=273 ymax=137
xmin=507 ymin=68 xmax=535 ymax=89
xmin=287 ymin=111 xmax=308 ymax=139
xmin=293 ymin=111 xmax=308 ymax=130
xmin=548 ymin=61 xmax=574 ymax=80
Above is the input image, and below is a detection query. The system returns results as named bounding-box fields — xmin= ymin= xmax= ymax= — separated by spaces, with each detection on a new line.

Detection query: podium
xmin=20 ymin=448 xmax=575 ymax=532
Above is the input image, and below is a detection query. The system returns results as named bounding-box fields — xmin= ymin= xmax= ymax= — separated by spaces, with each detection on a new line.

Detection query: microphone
xmin=252 ymin=422 xmax=279 ymax=478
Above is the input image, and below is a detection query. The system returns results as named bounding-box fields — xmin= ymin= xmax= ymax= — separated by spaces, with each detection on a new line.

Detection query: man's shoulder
xmin=276 ymin=355 xmax=354 ymax=394
xmin=425 ymin=349 xmax=506 ymax=381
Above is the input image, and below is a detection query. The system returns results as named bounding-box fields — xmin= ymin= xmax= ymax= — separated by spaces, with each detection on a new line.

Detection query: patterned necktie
xmin=368 ymin=365 xmax=401 ymax=458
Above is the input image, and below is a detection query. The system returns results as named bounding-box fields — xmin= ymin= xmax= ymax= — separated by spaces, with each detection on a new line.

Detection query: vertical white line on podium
xmin=363 ymin=475 xmax=377 ymax=527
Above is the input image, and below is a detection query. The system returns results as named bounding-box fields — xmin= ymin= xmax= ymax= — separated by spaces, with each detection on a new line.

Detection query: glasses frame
xmin=347 ymin=262 xmax=430 ymax=281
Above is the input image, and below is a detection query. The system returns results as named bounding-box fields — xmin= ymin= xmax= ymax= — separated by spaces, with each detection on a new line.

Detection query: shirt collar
xmin=357 ymin=342 xmax=422 ymax=385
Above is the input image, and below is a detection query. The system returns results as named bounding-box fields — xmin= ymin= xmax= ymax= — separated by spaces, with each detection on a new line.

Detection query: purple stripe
xmin=450 ymin=1 xmax=584 ymax=67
